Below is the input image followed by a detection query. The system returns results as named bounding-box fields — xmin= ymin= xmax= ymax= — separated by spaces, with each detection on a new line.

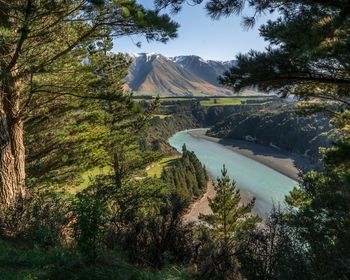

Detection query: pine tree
xmin=0 ymin=0 xmax=178 ymax=206
xmin=198 ymin=165 xmax=260 ymax=279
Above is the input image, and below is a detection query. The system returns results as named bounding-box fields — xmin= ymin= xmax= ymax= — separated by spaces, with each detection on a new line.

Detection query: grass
xmin=135 ymin=95 xmax=274 ymax=107
xmin=0 ymin=239 xmax=66 ymax=280
xmin=133 ymin=91 xmax=184 ymax=97
xmin=152 ymin=114 xmax=172 ymax=119
xmin=0 ymin=240 xmax=198 ymax=280
xmin=146 ymin=155 xmax=180 ymax=177
xmin=200 ymin=97 xmax=249 ymax=107
xmin=65 ymin=166 xmax=112 ymax=194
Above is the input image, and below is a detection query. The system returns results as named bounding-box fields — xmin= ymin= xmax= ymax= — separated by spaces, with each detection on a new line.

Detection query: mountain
xmin=172 ymin=55 xmax=236 ymax=86
xmin=125 ymin=53 xmax=234 ymax=96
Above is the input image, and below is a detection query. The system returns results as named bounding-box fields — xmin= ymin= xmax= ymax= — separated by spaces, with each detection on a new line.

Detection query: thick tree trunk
xmin=0 ymin=3 xmax=26 ymax=206
xmin=0 ymin=78 xmax=25 ymax=206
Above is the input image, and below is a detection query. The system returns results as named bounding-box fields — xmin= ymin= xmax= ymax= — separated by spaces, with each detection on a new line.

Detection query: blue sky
xmin=113 ymin=1 xmax=273 ymax=61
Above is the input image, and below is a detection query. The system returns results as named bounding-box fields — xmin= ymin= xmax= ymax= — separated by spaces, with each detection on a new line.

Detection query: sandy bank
xmin=182 ymin=177 xmax=254 ymax=223
xmin=188 ymin=130 xmax=309 ymax=182
xmin=182 ymin=179 xmax=215 ymax=224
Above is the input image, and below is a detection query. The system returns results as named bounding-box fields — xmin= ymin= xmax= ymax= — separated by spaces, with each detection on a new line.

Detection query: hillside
xmin=125 ymin=53 xmax=233 ymax=96
xmin=207 ymin=104 xmax=334 ymax=167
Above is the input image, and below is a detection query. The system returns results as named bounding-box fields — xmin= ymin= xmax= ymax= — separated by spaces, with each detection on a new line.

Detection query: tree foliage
xmin=238 ymin=206 xmax=310 ymax=280
xmin=202 ymin=1 xmax=350 ymax=278
xmin=155 ymin=0 xmax=350 ymax=119
xmin=197 ymin=166 xmax=259 ymax=279
xmin=208 ymin=104 xmax=333 ymax=167
xmin=161 ymin=144 xmax=208 ymax=206
xmin=0 ymin=0 xmax=179 ymax=205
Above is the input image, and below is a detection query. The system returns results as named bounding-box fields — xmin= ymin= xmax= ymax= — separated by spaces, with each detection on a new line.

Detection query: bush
xmin=0 ymin=190 xmax=70 ymax=248
xmin=72 ymin=181 xmax=109 ymax=262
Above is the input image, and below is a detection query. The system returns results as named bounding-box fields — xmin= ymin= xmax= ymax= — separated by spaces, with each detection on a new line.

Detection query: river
xmin=169 ymin=129 xmax=298 ymax=216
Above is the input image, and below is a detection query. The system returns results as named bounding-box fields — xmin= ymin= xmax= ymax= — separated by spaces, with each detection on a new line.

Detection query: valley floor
xmin=189 ymin=130 xmax=310 ymax=182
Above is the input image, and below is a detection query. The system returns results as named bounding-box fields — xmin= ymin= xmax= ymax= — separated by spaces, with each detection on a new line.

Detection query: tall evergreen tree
xmin=0 ymin=0 xmax=178 ymax=206
xmin=25 ymin=40 xmax=135 ymax=188
xmin=198 ymin=166 xmax=259 ymax=279
xmin=196 ymin=1 xmax=350 ymax=278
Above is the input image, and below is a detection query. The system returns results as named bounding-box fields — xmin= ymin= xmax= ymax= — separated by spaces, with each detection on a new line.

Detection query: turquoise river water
xmin=169 ymin=129 xmax=298 ymax=216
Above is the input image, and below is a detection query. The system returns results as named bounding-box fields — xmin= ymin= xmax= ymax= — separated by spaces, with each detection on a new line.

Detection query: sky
xmin=113 ymin=1 xmax=274 ymax=61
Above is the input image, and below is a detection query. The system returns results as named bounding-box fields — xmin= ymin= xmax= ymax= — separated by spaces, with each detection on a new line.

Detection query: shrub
xmin=0 ymin=190 xmax=69 ymax=248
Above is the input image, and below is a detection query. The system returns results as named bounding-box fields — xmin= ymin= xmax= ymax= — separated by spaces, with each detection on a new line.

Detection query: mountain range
xmin=125 ymin=53 xmax=236 ymax=96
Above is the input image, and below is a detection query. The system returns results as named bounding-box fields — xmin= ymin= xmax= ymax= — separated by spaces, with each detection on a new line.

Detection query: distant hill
xmin=125 ymin=53 xmax=234 ymax=96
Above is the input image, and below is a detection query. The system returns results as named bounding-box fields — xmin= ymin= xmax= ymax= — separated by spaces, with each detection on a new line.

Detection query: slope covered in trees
xmin=161 ymin=145 xmax=208 ymax=205
xmin=208 ymin=104 xmax=334 ymax=166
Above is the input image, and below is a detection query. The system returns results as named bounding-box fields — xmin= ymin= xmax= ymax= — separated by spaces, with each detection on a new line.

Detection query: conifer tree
xmin=0 ymin=0 xmax=178 ymax=206
xmin=198 ymin=165 xmax=260 ymax=279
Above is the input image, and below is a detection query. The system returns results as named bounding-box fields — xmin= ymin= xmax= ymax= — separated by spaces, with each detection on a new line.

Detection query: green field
xmin=71 ymin=166 xmax=111 ymax=194
xmin=133 ymin=91 xmax=170 ymax=97
xmin=152 ymin=114 xmax=172 ymax=119
xmin=146 ymin=155 xmax=179 ymax=177
xmin=133 ymin=95 xmax=274 ymax=107
xmin=200 ymin=97 xmax=249 ymax=107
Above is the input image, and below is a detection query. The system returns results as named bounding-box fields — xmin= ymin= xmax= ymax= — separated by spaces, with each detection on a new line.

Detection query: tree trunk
xmin=0 ymin=3 xmax=26 ymax=207
xmin=0 ymin=77 xmax=25 ymax=206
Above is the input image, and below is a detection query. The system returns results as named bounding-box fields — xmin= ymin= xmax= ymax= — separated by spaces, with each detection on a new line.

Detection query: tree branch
xmin=6 ymin=0 xmax=32 ymax=72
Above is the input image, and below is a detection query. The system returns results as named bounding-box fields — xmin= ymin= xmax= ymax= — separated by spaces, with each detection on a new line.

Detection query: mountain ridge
xmin=125 ymin=53 xmax=235 ymax=96
xmin=171 ymin=55 xmax=236 ymax=86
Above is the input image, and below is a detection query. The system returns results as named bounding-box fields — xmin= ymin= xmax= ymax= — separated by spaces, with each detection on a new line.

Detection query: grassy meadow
xmin=146 ymin=155 xmax=180 ymax=177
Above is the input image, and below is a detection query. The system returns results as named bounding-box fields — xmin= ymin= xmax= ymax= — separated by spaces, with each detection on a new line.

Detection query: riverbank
xmin=182 ymin=177 xmax=254 ymax=223
xmin=182 ymin=179 xmax=215 ymax=223
xmin=189 ymin=129 xmax=308 ymax=182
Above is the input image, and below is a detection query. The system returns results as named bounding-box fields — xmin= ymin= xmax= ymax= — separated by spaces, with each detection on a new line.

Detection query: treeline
xmin=208 ymin=104 xmax=334 ymax=166
xmin=142 ymin=99 xmax=259 ymax=153
xmin=145 ymin=98 xmax=285 ymax=145
xmin=142 ymin=101 xmax=203 ymax=152
xmin=161 ymin=145 xmax=208 ymax=205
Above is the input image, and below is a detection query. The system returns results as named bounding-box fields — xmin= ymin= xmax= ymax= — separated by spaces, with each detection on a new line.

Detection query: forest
xmin=208 ymin=104 xmax=334 ymax=168
xmin=0 ymin=0 xmax=349 ymax=279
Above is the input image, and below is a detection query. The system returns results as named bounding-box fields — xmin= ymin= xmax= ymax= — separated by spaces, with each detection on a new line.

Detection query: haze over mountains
xmin=125 ymin=53 xmax=236 ymax=96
